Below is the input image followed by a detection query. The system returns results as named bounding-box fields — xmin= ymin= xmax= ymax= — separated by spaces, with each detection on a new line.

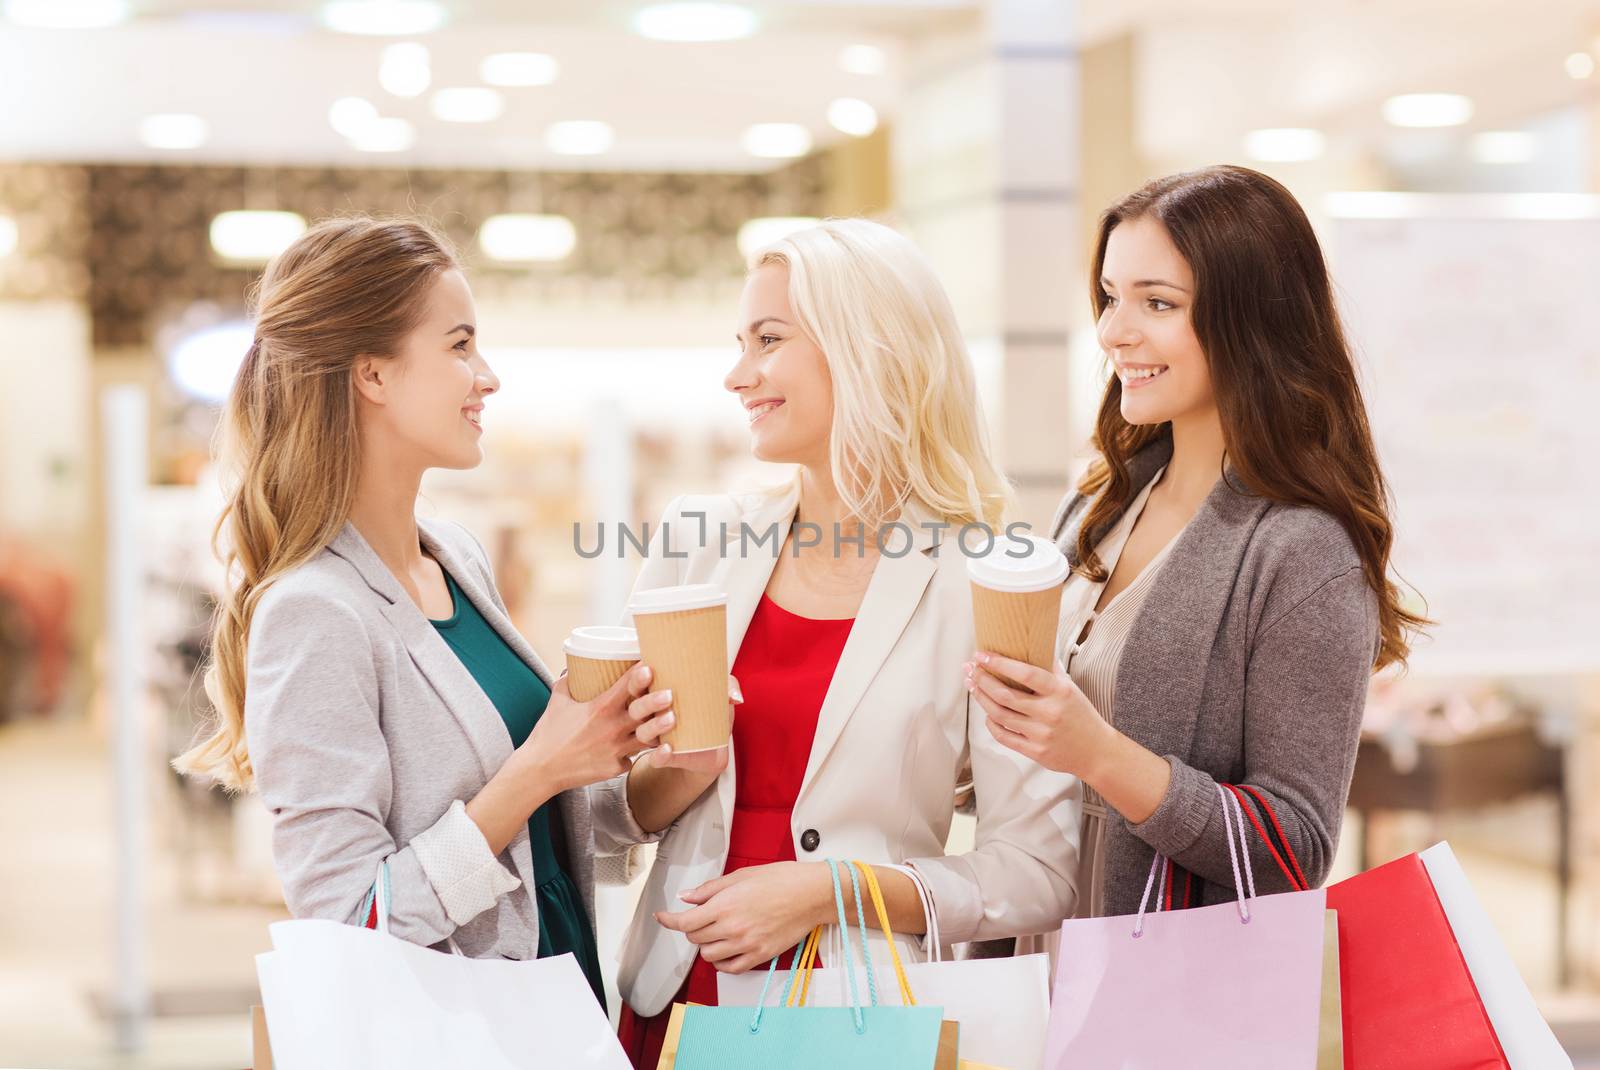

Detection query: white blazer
xmin=589 ymin=481 xmax=1082 ymax=1017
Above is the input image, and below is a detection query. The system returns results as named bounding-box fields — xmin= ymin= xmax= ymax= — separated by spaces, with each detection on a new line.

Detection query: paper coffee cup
xmin=968 ymin=534 xmax=1069 ymax=691
xmin=562 ymin=626 xmax=640 ymax=702
xmin=628 ymin=584 xmax=730 ymax=752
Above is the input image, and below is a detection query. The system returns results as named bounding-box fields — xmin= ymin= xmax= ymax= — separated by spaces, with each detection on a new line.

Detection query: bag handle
xmin=883 ymin=863 xmax=941 ymax=963
xmin=751 ymin=858 xmax=874 ymax=1036
xmin=1225 ymin=783 xmax=1309 ymax=892
xmin=1132 ymin=783 xmax=1257 ymax=938
xmin=853 ymin=862 xmax=915 ymax=1006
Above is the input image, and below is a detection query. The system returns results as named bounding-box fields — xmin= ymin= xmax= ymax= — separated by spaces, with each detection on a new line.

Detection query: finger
xmin=698 ymin=940 xmax=744 ymax=965
xmin=625 ymin=662 xmax=654 ymax=700
xmin=635 ymin=711 xmax=675 ymax=747
xmin=715 ymin=951 xmax=770 ymax=975
xmin=975 ymin=652 xmax=1055 ymax=696
xmin=628 ymin=689 xmax=673 ymax=724
xmin=986 ymin=714 xmax=1043 ymax=759
xmin=682 ymin=873 xmax=738 ymax=904
xmin=967 ymin=663 xmax=1043 ymax=714
xmin=654 ymin=905 xmax=716 ymax=935
xmin=728 ymin=674 xmax=744 ymax=705
xmin=970 ymin=685 xmax=1042 ymax=742
xmin=549 ymin=674 xmax=572 ymax=700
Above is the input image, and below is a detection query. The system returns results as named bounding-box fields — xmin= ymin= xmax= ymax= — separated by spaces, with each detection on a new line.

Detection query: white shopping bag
xmin=717 ymin=864 xmax=1051 ymax=1070
xmin=256 ymin=863 xmax=629 ymax=1069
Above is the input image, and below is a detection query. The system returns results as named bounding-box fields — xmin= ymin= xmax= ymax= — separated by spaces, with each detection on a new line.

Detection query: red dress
xmin=617 ymin=593 xmax=855 ymax=1069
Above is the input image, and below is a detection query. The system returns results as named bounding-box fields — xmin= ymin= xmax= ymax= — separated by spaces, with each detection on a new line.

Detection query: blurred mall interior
xmin=1 ymin=0 xmax=1599 ymax=1066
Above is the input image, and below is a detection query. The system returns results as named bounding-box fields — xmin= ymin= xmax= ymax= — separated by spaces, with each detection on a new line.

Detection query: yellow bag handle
xmin=854 ymin=860 xmax=916 ymax=1006
xmin=786 ymin=925 xmax=822 ymax=1007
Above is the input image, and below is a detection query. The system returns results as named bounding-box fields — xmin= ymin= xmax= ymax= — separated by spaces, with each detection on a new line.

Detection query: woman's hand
xmin=627 ymin=666 xmax=742 ymax=776
xmin=964 ymin=652 xmax=1115 ymax=777
xmin=655 ymin=861 xmax=831 ymax=975
xmin=520 ymin=669 xmax=662 ymax=794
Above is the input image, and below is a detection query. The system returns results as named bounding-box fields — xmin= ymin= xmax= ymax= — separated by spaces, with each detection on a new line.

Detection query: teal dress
xmin=428 ymin=568 xmax=607 ymax=1010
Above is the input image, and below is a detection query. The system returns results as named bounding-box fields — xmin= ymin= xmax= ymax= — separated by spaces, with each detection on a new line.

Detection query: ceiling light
xmin=431 ymin=87 xmax=504 ymax=123
xmin=737 ymin=217 xmax=820 ymax=259
xmin=826 ymin=98 xmax=878 ymax=138
xmin=1381 ymin=93 xmax=1473 ymax=128
xmin=478 ymin=214 xmax=577 ymax=262
xmin=544 ymin=120 xmax=614 ymax=156
xmin=209 ymin=211 xmax=307 ymax=264
xmin=319 ymin=1 xmax=445 ymax=35
xmin=1566 ymin=52 xmax=1595 ymax=79
xmin=481 ymin=52 xmax=558 ymax=87
xmin=379 ymin=42 xmax=431 ymax=97
xmin=328 ymin=96 xmax=378 ymax=138
xmin=1242 ymin=127 xmax=1325 ymax=163
xmin=350 ymin=116 xmax=415 ymax=152
xmin=167 ymin=321 xmax=254 ymax=404
xmin=139 ymin=113 xmax=209 ymax=150
xmin=838 ymin=43 xmax=886 ymax=76
xmin=632 ymin=2 xmax=757 ymax=42
xmin=0 ymin=216 xmax=17 ymax=258
xmin=1471 ymin=131 xmax=1537 ymax=165
xmin=3 ymin=0 xmax=128 ymax=28
xmin=742 ymin=123 xmax=812 ymax=159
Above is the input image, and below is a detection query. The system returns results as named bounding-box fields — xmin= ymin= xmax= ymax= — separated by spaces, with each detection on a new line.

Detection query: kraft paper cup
xmin=627 ymin=584 xmax=730 ymax=752
xmin=562 ymin=626 xmax=640 ymax=702
xmin=968 ymin=534 xmax=1069 ymax=692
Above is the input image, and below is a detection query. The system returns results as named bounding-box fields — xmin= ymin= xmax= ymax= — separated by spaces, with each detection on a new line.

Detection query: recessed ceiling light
xmin=1566 ymin=52 xmax=1595 ymax=79
xmin=1381 ymin=93 xmax=1473 ymax=128
xmin=167 ymin=321 xmax=254 ymax=404
xmin=0 ymin=216 xmax=17 ymax=258
xmin=742 ymin=123 xmax=812 ymax=159
xmin=838 ymin=44 xmax=886 ymax=76
xmin=1242 ymin=127 xmax=1325 ymax=163
xmin=380 ymin=42 xmax=431 ymax=97
xmin=545 ymin=120 xmax=614 ymax=156
xmin=478 ymin=214 xmax=577 ymax=262
xmin=1471 ymin=131 xmax=1537 ymax=165
xmin=431 ymin=87 xmax=504 ymax=123
xmin=632 ymin=2 xmax=757 ymax=42
xmin=350 ymin=116 xmax=415 ymax=152
xmin=737 ymin=217 xmax=820 ymax=258
xmin=3 ymin=0 xmax=128 ymax=29
xmin=319 ymin=1 xmax=445 ymax=36
xmin=328 ymin=96 xmax=379 ymax=138
xmin=209 ymin=211 xmax=307 ymax=264
xmin=827 ymin=98 xmax=878 ymax=138
xmin=481 ymin=52 xmax=558 ymax=87
xmin=139 ymin=113 xmax=209 ymax=150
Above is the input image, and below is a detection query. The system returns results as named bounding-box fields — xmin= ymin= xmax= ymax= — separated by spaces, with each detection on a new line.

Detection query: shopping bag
xmin=674 ymin=858 xmax=946 ymax=1068
xmin=1044 ymin=783 xmax=1329 ymax=1069
xmin=255 ymin=862 xmax=629 ymax=1069
xmin=1231 ymin=784 xmax=1570 ymax=1069
xmin=719 ymin=861 xmax=1045 ymax=1070
xmin=1318 ymin=911 xmax=1343 ymax=1070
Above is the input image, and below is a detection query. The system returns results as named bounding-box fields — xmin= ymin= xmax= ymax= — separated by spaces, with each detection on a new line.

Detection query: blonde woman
xmin=176 ymin=217 xmax=677 ymax=1009
xmin=596 ymin=219 xmax=1082 ymax=1066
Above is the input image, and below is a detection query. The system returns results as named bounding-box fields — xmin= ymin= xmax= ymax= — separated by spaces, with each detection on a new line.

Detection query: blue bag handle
xmin=750 ymin=858 xmax=875 ymax=1036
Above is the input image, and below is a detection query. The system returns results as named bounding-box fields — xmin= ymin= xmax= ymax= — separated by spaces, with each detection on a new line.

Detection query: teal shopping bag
xmin=672 ymin=859 xmax=945 ymax=1069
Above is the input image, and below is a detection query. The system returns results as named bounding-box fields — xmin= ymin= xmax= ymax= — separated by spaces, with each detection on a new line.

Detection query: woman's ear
xmin=351 ymin=355 xmax=387 ymax=405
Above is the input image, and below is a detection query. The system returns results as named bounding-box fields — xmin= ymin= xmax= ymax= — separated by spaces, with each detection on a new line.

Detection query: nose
xmin=724 ymin=346 xmax=759 ymax=395
xmin=474 ymin=353 xmax=500 ymax=396
xmin=1097 ymin=299 xmax=1139 ymax=353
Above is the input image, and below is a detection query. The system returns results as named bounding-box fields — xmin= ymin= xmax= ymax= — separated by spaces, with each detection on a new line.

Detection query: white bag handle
xmin=884 ymin=862 xmax=942 ymax=963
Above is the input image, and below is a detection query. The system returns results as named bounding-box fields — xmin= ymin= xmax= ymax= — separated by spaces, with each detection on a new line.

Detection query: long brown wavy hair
xmin=1077 ymin=165 xmax=1425 ymax=670
xmin=174 ymin=217 xmax=459 ymax=791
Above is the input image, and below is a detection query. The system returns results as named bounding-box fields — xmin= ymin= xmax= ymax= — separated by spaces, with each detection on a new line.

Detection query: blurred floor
xmin=1 ymin=715 xmax=1597 ymax=1068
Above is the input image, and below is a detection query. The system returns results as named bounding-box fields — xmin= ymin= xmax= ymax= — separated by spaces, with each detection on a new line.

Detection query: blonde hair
xmin=175 ymin=217 xmax=459 ymax=792
xmin=752 ymin=218 xmax=1011 ymax=529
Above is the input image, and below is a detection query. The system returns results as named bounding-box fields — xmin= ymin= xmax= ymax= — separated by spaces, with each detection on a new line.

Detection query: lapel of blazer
xmin=327 ymin=522 xmax=513 ymax=785
xmin=795 ymin=499 xmax=940 ymax=803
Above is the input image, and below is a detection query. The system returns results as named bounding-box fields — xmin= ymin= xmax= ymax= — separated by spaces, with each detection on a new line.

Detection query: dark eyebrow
xmin=447 ymin=323 xmax=476 ymax=337
xmin=735 ymin=316 xmax=792 ymax=342
xmin=1100 ymin=276 xmax=1190 ymax=294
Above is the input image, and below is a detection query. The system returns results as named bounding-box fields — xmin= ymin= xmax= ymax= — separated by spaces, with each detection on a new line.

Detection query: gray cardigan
xmin=1049 ymin=434 xmax=1380 ymax=916
xmin=244 ymin=517 xmax=599 ymax=959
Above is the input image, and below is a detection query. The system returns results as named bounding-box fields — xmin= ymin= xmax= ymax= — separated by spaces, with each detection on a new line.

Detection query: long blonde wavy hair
xmin=752 ymin=219 xmax=1011 ymax=529
xmin=174 ymin=217 xmax=459 ymax=792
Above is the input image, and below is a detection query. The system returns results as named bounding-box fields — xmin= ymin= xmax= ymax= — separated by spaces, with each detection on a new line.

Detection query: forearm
xmin=800 ymin=863 xmax=927 ymax=936
xmin=1081 ymin=723 xmax=1172 ymax=825
xmin=466 ymin=751 xmax=559 ymax=856
xmin=625 ymin=752 xmax=719 ymax=834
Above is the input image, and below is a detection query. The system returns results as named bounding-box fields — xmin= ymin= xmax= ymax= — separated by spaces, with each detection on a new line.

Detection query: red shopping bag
xmin=1226 ymin=785 xmax=1508 ymax=1070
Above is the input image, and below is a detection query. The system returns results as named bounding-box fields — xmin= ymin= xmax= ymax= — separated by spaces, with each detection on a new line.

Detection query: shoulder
xmin=1244 ymin=499 xmax=1372 ymax=627
xmin=250 ymin=553 xmax=377 ymax=654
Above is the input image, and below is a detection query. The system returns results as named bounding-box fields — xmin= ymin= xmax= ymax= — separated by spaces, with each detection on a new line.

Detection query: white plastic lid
xmin=966 ymin=534 xmax=1069 ymax=593
xmin=563 ymin=625 xmax=640 ymax=660
xmin=626 ymin=583 xmax=728 ymax=615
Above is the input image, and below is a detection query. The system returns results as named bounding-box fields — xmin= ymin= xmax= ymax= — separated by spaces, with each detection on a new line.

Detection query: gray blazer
xmin=244 ymin=517 xmax=595 ymax=959
xmin=1049 ymin=432 xmax=1380 ymax=916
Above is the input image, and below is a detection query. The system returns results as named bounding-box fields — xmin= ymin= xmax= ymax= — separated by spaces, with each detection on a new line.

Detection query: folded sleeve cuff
xmin=1127 ymin=756 xmax=1215 ymax=859
xmin=587 ymin=770 xmax=664 ymax=854
xmin=409 ymin=799 xmax=522 ymax=927
xmin=904 ymin=854 xmax=983 ymax=946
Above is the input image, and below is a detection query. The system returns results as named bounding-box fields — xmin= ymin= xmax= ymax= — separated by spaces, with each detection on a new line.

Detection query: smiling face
xmin=725 ymin=262 xmax=834 ymax=467
xmin=354 ymin=267 xmax=499 ymax=471
xmin=1096 ymin=215 xmax=1214 ymax=427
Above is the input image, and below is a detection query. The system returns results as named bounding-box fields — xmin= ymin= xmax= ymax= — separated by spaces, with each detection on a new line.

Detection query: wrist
xmin=803 ymin=861 xmax=836 ymax=927
xmin=1079 ymin=718 xmax=1124 ymax=787
xmin=516 ymin=739 xmax=567 ymax=801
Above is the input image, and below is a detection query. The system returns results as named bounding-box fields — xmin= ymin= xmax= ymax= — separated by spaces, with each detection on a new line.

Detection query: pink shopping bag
xmin=1044 ymin=784 xmax=1329 ymax=1069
